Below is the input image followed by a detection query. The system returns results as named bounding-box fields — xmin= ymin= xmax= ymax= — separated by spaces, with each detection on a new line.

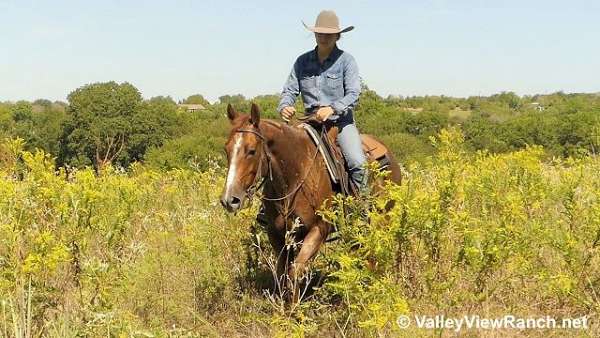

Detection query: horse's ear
xmin=250 ymin=103 xmax=260 ymax=127
xmin=227 ymin=104 xmax=238 ymax=122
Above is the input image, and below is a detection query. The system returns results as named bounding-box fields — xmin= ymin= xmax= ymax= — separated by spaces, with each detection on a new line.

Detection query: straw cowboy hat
xmin=302 ymin=10 xmax=354 ymax=34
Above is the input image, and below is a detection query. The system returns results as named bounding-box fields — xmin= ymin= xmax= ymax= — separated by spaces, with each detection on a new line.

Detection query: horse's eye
xmin=248 ymin=149 xmax=256 ymax=156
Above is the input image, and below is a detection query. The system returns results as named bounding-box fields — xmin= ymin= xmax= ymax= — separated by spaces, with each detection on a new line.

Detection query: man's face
xmin=315 ymin=33 xmax=338 ymax=49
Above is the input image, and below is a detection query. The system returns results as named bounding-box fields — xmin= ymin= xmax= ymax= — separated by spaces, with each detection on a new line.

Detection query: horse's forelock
xmin=227 ymin=115 xmax=251 ymax=137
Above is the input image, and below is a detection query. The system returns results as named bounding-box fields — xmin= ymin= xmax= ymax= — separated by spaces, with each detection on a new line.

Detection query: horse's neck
xmin=261 ymin=120 xmax=311 ymax=196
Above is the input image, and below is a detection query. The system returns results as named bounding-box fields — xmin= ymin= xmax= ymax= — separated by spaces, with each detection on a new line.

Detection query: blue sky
xmin=1 ymin=0 xmax=599 ymax=103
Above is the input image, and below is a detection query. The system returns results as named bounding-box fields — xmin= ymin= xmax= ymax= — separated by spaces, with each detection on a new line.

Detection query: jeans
xmin=334 ymin=112 xmax=368 ymax=193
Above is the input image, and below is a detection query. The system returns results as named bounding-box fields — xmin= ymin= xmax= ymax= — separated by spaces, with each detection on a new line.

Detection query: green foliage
xmin=0 ymin=145 xmax=254 ymax=336
xmin=11 ymin=101 xmax=34 ymax=122
xmin=313 ymin=127 xmax=600 ymax=335
xmin=144 ymin=107 xmax=230 ymax=171
xmin=58 ymin=83 xmax=184 ymax=170
xmin=404 ymin=110 xmax=449 ymax=137
xmin=127 ymin=96 xmax=181 ymax=162
xmin=463 ymin=108 xmax=600 ymax=158
xmin=218 ymin=93 xmax=246 ymax=106
xmin=29 ymin=103 xmax=66 ymax=156
xmin=379 ymin=132 xmax=435 ymax=164
xmin=145 ymin=133 xmax=226 ymax=171
xmin=1 ymin=128 xmax=600 ymax=336
xmin=6 ymin=88 xmax=600 ymax=171
xmin=59 ymin=81 xmax=143 ymax=168
xmin=181 ymin=93 xmax=211 ymax=107
xmin=0 ymin=101 xmax=67 ymax=156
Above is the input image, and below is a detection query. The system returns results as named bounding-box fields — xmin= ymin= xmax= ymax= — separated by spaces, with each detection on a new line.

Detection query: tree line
xmin=1 ymin=81 xmax=599 ymax=171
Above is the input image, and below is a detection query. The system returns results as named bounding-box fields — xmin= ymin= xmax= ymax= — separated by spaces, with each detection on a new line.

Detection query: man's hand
xmin=280 ymin=106 xmax=296 ymax=122
xmin=315 ymin=106 xmax=335 ymax=122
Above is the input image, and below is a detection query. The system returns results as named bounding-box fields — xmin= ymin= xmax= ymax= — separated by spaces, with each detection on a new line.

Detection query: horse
xmin=220 ymin=103 xmax=402 ymax=299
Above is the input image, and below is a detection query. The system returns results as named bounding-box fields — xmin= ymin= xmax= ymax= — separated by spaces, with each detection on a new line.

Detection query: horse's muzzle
xmin=220 ymin=193 xmax=243 ymax=213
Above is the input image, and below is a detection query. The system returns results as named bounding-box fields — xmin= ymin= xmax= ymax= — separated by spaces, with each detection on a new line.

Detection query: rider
xmin=278 ymin=10 xmax=368 ymax=194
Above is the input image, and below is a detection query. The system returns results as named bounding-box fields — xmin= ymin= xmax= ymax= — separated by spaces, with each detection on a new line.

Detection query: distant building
xmin=530 ymin=102 xmax=545 ymax=111
xmin=178 ymin=103 xmax=207 ymax=112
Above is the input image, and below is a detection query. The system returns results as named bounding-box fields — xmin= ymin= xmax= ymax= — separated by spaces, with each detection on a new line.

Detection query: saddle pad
xmin=299 ymin=123 xmax=339 ymax=183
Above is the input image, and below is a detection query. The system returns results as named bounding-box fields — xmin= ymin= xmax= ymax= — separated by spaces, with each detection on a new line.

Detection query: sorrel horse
xmin=220 ymin=103 xmax=401 ymax=295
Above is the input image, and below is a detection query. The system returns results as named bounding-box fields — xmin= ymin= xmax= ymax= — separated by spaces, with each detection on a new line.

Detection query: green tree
xmin=33 ymin=99 xmax=53 ymax=108
xmin=11 ymin=101 xmax=33 ymax=122
xmin=218 ymin=94 xmax=246 ymax=106
xmin=182 ymin=94 xmax=211 ymax=107
xmin=59 ymin=82 xmax=142 ymax=169
xmin=128 ymin=96 xmax=181 ymax=161
xmin=29 ymin=102 xmax=67 ymax=156
xmin=0 ymin=103 xmax=15 ymax=140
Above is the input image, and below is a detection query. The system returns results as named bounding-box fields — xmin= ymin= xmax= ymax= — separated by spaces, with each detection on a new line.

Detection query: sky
xmin=1 ymin=0 xmax=599 ymax=103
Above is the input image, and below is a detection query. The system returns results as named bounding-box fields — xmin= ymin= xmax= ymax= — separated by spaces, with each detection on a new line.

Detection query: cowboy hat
xmin=302 ymin=10 xmax=354 ymax=34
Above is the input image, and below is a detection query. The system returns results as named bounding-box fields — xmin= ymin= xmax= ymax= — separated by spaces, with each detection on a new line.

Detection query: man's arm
xmin=277 ymin=60 xmax=300 ymax=113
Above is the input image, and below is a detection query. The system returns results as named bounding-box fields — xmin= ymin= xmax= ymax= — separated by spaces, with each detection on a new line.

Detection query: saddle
xmin=299 ymin=121 xmax=391 ymax=196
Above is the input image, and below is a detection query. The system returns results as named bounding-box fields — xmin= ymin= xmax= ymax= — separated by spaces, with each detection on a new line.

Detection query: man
xmin=278 ymin=10 xmax=368 ymax=194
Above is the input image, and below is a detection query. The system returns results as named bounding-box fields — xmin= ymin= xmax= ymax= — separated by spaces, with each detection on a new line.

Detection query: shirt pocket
xmin=299 ymin=74 xmax=317 ymax=91
xmin=326 ymin=72 xmax=343 ymax=89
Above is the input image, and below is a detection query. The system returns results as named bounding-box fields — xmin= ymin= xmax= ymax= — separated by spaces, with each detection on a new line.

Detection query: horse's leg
xmin=288 ymin=220 xmax=327 ymax=277
xmin=290 ymin=225 xmax=325 ymax=274
xmin=287 ymin=222 xmax=327 ymax=302
xmin=265 ymin=212 xmax=289 ymax=297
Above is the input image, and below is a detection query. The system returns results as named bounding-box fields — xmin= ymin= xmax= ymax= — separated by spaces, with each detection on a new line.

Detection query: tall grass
xmin=0 ymin=130 xmax=598 ymax=337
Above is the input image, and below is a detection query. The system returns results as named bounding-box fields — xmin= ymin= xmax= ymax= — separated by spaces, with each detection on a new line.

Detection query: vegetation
xmin=4 ymin=83 xmax=599 ymax=173
xmin=0 ymin=82 xmax=599 ymax=336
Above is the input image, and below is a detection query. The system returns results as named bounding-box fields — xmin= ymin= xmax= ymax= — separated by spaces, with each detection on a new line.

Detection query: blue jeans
xmin=334 ymin=112 xmax=368 ymax=193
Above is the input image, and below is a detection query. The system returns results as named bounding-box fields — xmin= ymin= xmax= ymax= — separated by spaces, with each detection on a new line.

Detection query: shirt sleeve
xmin=277 ymin=59 xmax=301 ymax=113
xmin=331 ymin=55 xmax=361 ymax=117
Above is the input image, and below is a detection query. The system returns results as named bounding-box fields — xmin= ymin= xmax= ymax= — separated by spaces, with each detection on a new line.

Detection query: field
xmin=1 ymin=128 xmax=598 ymax=337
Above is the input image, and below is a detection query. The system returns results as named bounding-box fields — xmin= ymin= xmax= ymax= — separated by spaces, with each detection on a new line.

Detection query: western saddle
xmin=299 ymin=119 xmax=391 ymax=196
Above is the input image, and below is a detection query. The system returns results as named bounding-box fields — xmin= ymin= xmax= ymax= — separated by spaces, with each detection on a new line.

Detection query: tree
xmin=11 ymin=102 xmax=36 ymax=149
xmin=182 ymin=94 xmax=211 ymax=107
xmin=11 ymin=101 xmax=33 ymax=122
xmin=128 ymin=96 xmax=180 ymax=161
xmin=59 ymin=82 xmax=142 ymax=169
xmin=30 ymin=103 xmax=67 ymax=156
xmin=218 ymin=94 xmax=245 ymax=106
xmin=33 ymin=99 xmax=53 ymax=108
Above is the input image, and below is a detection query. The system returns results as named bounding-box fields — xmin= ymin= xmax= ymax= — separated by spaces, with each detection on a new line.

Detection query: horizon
xmin=1 ymin=0 xmax=599 ymax=103
xmin=2 ymin=86 xmax=599 ymax=106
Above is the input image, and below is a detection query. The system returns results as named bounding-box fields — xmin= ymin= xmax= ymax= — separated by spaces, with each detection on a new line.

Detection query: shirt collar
xmin=310 ymin=45 xmax=341 ymax=63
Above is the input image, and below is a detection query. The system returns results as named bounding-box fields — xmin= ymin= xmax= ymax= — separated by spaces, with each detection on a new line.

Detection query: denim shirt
xmin=277 ymin=45 xmax=361 ymax=122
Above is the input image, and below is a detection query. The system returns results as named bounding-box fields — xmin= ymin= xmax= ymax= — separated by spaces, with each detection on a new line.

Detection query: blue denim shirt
xmin=277 ymin=45 xmax=361 ymax=122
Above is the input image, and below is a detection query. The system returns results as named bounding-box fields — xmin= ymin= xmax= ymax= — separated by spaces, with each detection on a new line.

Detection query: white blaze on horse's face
xmin=226 ymin=134 xmax=243 ymax=193
xmin=221 ymin=133 xmax=245 ymax=212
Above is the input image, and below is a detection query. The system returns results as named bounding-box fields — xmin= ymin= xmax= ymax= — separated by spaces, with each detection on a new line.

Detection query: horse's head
xmin=220 ymin=103 xmax=267 ymax=213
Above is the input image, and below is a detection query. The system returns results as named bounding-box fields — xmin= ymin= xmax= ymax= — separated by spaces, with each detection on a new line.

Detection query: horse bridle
xmin=233 ymin=128 xmax=272 ymax=202
xmin=233 ymin=125 xmax=320 ymax=204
